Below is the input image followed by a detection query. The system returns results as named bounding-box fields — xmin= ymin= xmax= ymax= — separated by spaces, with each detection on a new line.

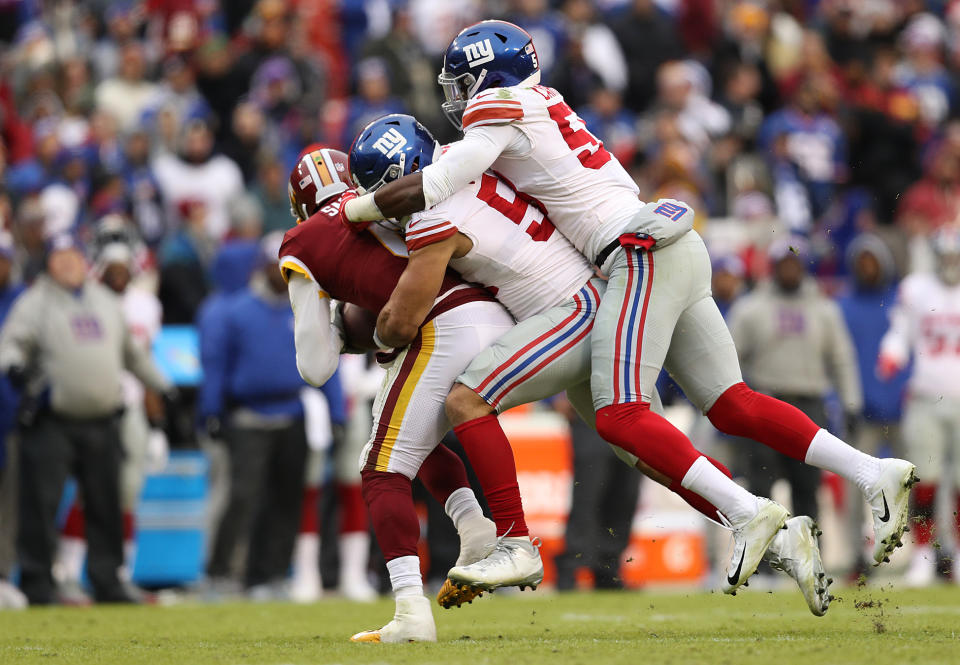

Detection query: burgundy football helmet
xmin=288 ymin=145 xmax=352 ymax=223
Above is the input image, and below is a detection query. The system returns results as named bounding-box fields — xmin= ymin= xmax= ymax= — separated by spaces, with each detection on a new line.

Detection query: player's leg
xmin=444 ymin=280 xmax=605 ymax=590
xmin=900 ymin=396 xmax=944 ymax=586
xmin=663 ymin=290 xmax=916 ymax=565
xmin=591 ymin=235 xmax=787 ymax=593
xmin=352 ymin=303 xmax=512 ymax=642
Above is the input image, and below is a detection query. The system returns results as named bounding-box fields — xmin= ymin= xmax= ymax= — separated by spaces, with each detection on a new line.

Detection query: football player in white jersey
xmin=879 ymin=226 xmax=960 ymax=585
xmin=351 ymin=114 xmax=832 ymax=616
xmin=340 ymin=20 xmax=917 ymax=592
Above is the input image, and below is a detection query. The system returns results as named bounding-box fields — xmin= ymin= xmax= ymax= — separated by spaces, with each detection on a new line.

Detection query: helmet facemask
xmin=439 ymin=69 xmax=484 ymax=130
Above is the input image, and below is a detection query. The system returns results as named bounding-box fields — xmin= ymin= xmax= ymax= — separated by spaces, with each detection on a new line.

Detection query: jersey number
xmin=547 ymin=102 xmax=612 ymax=170
xmin=477 ymin=173 xmax=555 ymax=242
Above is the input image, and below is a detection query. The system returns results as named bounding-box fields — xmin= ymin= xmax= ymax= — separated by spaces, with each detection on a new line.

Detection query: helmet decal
xmin=463 ymin=39 xmax=495 ymax=68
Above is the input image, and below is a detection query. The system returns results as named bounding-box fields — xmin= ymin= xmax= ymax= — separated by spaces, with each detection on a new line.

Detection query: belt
xmin=594 ymin=237 xmax=622 ymax=269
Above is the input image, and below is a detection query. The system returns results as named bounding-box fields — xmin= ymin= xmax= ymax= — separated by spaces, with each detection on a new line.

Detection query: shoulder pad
xmin=463 ymin=88 xmax=525 ymax=131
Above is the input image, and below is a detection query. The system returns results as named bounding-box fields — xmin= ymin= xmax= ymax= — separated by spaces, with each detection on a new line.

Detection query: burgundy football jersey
xmin=279 ymin=192 xmax=493 ymax=319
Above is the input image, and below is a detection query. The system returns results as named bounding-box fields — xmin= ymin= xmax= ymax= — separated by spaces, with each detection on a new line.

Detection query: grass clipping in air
xmin=1 ymin=586 xmax=958 ymax=664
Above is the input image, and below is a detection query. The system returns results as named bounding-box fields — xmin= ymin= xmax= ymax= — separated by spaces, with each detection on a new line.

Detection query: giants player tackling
xmin=350 ymin=114 xmax=832 ymax=617
xmin=341 ymin=20 xmax=917 ymax=593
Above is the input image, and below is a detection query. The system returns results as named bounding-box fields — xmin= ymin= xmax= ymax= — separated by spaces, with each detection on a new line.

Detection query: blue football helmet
xmin=438 ymin=20 xmax=540 ymax=129
xmin=349 ymin=114 xmax=440 ymax=194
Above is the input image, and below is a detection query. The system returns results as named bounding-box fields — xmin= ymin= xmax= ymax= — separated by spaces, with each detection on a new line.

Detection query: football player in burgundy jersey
xmin=281 ymin=146 xmax=515 ymax=642
xmin=341 ymin=20 xmax=917 ymax=590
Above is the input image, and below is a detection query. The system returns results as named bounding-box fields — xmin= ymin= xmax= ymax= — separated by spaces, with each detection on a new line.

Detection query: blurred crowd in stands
xmin=1 ymin=0 xmax=960 ymax=606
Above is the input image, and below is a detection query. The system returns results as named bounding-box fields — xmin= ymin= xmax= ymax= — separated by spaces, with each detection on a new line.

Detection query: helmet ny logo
xmin=464 ymin=38 xmax=495 ymax=68
xmin=372 ymin=127 xmax=407 ymax=159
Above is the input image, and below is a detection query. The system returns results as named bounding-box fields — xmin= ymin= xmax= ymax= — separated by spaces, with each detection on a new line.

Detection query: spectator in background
xmin=199 ymin=233 xmax=310 ymax=600
xmin=222 ymin=100 xmax=269 ymax=184
xmin=340 ymin=58 xmax=406 ymax=149
xmin=157 ymin=198 xmax=213 ymax=325
xmin=153 ymin=117 xmax=244 ymax=241
xmin=507 ymin=0 xmax=567 ymax=83
xmin=611 ymin=0 xmax=683 ymax=113
xmin=711 ymin=255 xmax=746 ymax=319
xmin=553 ymin=393 xmax=639 ymax=591
xmin=837 ymin=234 xmax=906 ymax=576
xmin=121 ymin=126 xmax=165 ymax=247
xmin=758 ymin=76 xmax=847 ymax=233
xmin=559 ymin=0 xmax=627 ymax=95
xmin=360 ymin=4 xmax=447 ymax=139
xmin=211 ymin=194 xmax=263 ymax=296
xmin=0 ymin=231 xmax=27 ymax=609
xmin=896 ymin=13 xmax=955 ymax=134
xmin=94 ymin=41 xmax=159 ymax=133
xmin=728 ymin=239 xmax=862 ymax=524
xmin=11 ymin=197 xmax=47 ymax=284
xmin=252 ymin=154 xmax=292 ymax=235
xmin=0 ymin=234 xmax=172 ymax=605
xmin=897 ymin=143 xmax=960 ymax=273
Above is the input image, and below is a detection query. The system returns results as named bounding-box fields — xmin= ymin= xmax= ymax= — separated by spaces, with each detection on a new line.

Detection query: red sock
xmin=122 ymin=511 xmax=135 ymax=542
xmin=668 ymin=455 xmax=731 ymax=523
xmin=596 ymin=402 xmax=700 ymax=482
xmin=707 ymin=382 xmax=820 ymax=461
xmin=300 ymin=487 xmax=319 ymax=533
xmin=417 ymin=443 xmax=470 ymax=506
xmin=337 ymin=483 xmax=368 ymax=534
xmin=911 ymin=483 xmax=936 ymax=546
xmin=360 ymin=470 xmax=419 ymax=560
xmin=63 ymin=502 xmax=85 ymax=538
xmin=454 ymin=415 xmax=528 ymax=537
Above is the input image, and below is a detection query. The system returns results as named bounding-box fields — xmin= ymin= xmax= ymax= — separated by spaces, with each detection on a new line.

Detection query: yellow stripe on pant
xmin=374 ymin=320 xmax=438 ymax=471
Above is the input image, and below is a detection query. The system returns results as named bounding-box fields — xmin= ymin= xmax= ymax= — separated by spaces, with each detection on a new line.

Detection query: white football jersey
xmin=460 ymin=84 xmax=643 ymax=262
xmin=404 ymin=170 xmax=594 ymax=321
xmin=121 ymin=286 xmax=163 ymax=406
xmin=880 ymin=272 xmax=960 ymax=399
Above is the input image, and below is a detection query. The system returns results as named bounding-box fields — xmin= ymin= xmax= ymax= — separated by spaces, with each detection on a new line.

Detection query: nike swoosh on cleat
xmin=727 ymin=548 xmax=745 ymax=586
xmin=878 ymin=491 xmax=890 ymax=523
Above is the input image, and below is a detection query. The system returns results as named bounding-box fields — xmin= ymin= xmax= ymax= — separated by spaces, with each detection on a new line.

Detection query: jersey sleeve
xmin=462 ymin=88 xmax=525 ymax=131
xmin=404 ymin=210 xmax=458 ymax=252
xmin=279 ymin=230 xmax=329 ymax=298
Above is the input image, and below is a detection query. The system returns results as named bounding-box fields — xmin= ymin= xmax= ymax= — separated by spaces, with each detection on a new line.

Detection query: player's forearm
xmin=343 ymin=173 xmax=426 ymax=222
xmin=288 ymin=275 xmax=342 ymax=386
xmin=376 ymin=304 xmax=422 ymax=349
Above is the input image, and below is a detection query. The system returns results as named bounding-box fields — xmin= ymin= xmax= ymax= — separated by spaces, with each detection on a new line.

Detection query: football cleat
xmin=456 ymin=515 xmax=498 ymax=567
xmin=864 ymin=459 xmax=917 ymax=566
xmin=446 ymin=536 xmax=544 ymax=592
xmin=350 ymin=596 xmax=437 ymax=643
xmin=765 ymin=516 xmax=831 ymax=616
xmin=437 ymin=579 xmax=484 ymax=609
xmin=722 ymin=498 xmax=790 ymax=595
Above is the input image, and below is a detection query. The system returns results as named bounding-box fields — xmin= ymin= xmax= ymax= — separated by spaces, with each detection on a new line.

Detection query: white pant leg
xmin=359 ymin=301 xmax=514 ymax=479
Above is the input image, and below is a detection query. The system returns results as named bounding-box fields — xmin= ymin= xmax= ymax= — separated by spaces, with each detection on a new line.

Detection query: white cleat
xmin=903 ymin=545 xmax=937 ymax=588
xmin=765 ymin=516 xmax=832 ymax=616
xmin=446 ymin=536 xmax=544 ymax=592
xmin=864 ymin=459 xmax=917 ymax=566
xmin=350 ymin=596 xmax=437 ymax=643
xmin=436 ymin=514 xmax=498 ymax=610
xmin=722 ymin=498 xmax=790 ymax=595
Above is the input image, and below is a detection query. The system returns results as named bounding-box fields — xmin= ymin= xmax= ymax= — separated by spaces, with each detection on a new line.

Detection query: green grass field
xmin=1 ymin=584 xmax=958 ymax=665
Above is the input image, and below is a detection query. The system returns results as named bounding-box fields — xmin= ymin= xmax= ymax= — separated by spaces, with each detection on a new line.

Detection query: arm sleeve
xmin=421 ymin=124 xmax=525 ymax=209
xmin=123 ymin=317 xmax=172 ymax=393
xmin=823 ymin=301 xmax=863 ymax=412
xmin=0 ymin=293 xmax=39 ymax=372
xmin=197 ymin=301 xmax=230 ymax=421
xmin=879 ymin=282 xmax=913 ymax=367
xmin=288 ymin=272 xmax=343 ymax=387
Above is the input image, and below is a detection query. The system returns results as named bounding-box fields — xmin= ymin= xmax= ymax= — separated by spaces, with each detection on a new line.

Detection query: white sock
xmin=339 ymin=531 xmax=371 ymax=584
xmin=681 ymin=456 xmax=759 ymax=527
xmin=804 ymin=429 xmax=880 ymax=494
xmin=386 ymin=555 xmax=422 ymax=598
xmin=445 ymin=487 xmax=484 ymax=532
xmin=56 ymin=537 xmax=86 ymax=583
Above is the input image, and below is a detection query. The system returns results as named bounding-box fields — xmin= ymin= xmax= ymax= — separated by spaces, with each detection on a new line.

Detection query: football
xmin=341 ymin=302 xmax=379 ymax=350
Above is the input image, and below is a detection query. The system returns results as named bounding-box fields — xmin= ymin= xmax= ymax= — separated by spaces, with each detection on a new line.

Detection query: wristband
xmin=372 ymin=327 xmax=392 ymax=351
xmin=346 ymin=193 xmax=385 ymax=222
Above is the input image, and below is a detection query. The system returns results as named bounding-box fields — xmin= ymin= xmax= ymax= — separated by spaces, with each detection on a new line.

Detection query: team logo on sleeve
xmin=372 ymin=127 xmax=407 ymax=158
xmin=464 ymin=38 xmax=495 ymax=67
